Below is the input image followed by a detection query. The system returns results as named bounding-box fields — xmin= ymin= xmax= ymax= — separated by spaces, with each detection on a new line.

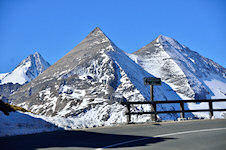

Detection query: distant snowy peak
xmin=0 ymin=52 xmax=50 ymax=85
xmin=156 ymin=35 xmax=185 ymax=50
xmin=132 ymin=34 xmax=226 ymax=100
xmin=26 ymin=52 xmax=50 ymax=73
xmin=156 ymin=35 xmax=226 ymax=78
xmin=20 ymin=52 xmax=50 ymax=75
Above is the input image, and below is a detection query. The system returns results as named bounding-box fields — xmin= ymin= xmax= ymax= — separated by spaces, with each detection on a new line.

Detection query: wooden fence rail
xmin=121 ymin=99 xmax=226 ymax=124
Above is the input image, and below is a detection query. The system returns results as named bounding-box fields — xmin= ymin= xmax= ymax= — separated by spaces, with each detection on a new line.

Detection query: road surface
xmin=0 ymin=119 xmax=226 ymax=150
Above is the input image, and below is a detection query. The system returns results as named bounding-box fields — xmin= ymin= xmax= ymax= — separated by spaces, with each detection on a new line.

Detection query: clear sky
xmin=0 ymin=0 xmax=226 ymax=73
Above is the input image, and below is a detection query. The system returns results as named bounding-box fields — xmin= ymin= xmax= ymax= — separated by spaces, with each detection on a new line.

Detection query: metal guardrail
xmin=121 ymin=99 xmax=226 ymax=124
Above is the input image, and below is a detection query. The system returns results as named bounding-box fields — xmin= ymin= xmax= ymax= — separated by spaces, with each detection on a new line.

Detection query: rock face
xmin=0 ymin=52 xmax=50 ymax=85
xmin=10 ymin=28 xmax=183 ymax=128
xmin=0 ymin=83 xmax=22 ymax=101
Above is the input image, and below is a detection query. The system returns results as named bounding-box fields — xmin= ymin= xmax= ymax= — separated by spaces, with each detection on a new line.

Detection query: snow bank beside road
xmin=0 ymin=111 xmax=59 ymax=137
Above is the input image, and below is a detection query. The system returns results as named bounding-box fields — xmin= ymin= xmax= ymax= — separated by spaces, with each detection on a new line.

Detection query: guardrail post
xmin=126 ymin=104 xmax=131 ymax=124
xmin=209 ymin=101 xmax=213 ymax=119
xmin=180 ymin=102 xmax=185 ymax=118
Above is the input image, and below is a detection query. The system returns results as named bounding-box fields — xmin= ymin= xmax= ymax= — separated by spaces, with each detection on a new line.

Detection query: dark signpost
xmin=144 ymin=77 xmax=161 ymax=86
xmin=144 ymin=77 xmax=161 ymax=121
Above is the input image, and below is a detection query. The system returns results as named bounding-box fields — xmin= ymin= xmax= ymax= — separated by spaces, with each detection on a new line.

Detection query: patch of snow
xmin=0 ymin=111 xmax=59 ymax=137
xmin=158 ymin=35 xmax=184 ymax=50
xmin=0 ymin=73 xmax=8 ymax=81
xmin=1 ymin=61 xmax=32 ymax=84
xmin=189 ymin=57 xmax=195 ymax=63
xmin=188 ymin=101 xmax=226 ymax=119
xmin=203 ymin=77 xmax=226 ymax=99
xmin=59 ymin=85 xmax=86 ymax=100
xmin=29 ymin=102 xmax=127 ymax=129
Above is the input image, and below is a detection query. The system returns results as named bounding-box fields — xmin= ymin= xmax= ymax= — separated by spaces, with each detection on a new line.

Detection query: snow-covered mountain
xmin=130 ymin=35 xmax=226 ymax=118
xmin=8 ymin=28 xmax=226 ymax=129
xmin=0 ymin=52 xmax=50 ymax=85
xmin=9 ymin=28 xmax=186 ymax=129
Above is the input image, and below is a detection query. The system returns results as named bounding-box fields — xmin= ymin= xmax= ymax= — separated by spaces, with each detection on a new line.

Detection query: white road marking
xmin=96 ymin=137 xmax=150 ymax=150
xmin=153 ymin=127 xmax=226 ymax=137
xmin=96 ymin=127 xmax=226 ymax=150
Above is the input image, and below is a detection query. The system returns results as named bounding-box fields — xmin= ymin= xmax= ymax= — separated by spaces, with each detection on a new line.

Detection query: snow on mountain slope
xmin=0 ymin=52 xmax=50 ymax=85
xmin=0 ymin=73 xmax=8 ymax=81
xmin=0 ymin=111 xmax=59 ymax=137
xmin=129 ymin=43 xmax=195 ymax=100
xmin=131 ymin=35 xmax=226 ymax=118
xmin=156 ymin=35 xmax=226 ymax=99
xmin=10 ymin=28 xmax=185 ymax=129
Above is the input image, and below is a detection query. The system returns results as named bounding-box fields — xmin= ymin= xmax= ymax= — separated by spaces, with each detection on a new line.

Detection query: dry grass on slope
xmin=0 ymin=99 xmax=30 ymax=115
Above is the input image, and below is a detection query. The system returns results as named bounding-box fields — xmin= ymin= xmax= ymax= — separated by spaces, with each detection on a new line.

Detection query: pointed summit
xmin=0 ymin=52 xmax=50 ymax=85
xmin=28 ymin=27 xmax=118 ymax=82
xmin=156 ymin=34 xmax=171 ymax=42
xmin=156 ymin=34 xmax=163 ymax=40
xmin=81 ymin=27 xmax=111 ymax=45
xmin=65 ymin=27 xmax=117 ymax=60
xmin=92 ymin=26 xmax=102 ymax=32
xmin=33 ymin=51 xmax=41 ymax=57
xmin=155 ymin=35 xmax=184 ymax=50
xmin=88 ymin=26 xmax=104 ymax=35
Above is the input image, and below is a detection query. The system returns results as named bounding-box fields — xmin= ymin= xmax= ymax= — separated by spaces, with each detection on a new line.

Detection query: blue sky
xmin=0 ymin=0 xmax=226 ymax=73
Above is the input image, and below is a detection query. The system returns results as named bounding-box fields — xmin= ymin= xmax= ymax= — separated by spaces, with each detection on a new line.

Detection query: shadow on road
xmin=0 ymin=130 xmax=175 ymax=150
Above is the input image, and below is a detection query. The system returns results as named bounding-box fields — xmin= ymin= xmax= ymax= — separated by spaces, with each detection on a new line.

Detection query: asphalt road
xmin=0 ymin=119 xmax=226 ymax=150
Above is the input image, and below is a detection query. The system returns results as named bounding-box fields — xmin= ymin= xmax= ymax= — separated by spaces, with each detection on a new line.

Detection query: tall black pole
xmin=150 ymin=85 xmax=154 ymax=101
xmin=150 ymin=85 xmax=156 ymax=121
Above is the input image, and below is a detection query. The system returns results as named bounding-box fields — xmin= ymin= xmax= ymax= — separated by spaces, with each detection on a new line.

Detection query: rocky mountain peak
xmin=80 ymin=27 xmax=112 ymax=47
xmin=0 ymin=52 xmax=50 ymax=85
xmin=91 ymin=26 xmax=102 ymax=34
xmin=155 ymin=35 xmax=184 ymax=50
